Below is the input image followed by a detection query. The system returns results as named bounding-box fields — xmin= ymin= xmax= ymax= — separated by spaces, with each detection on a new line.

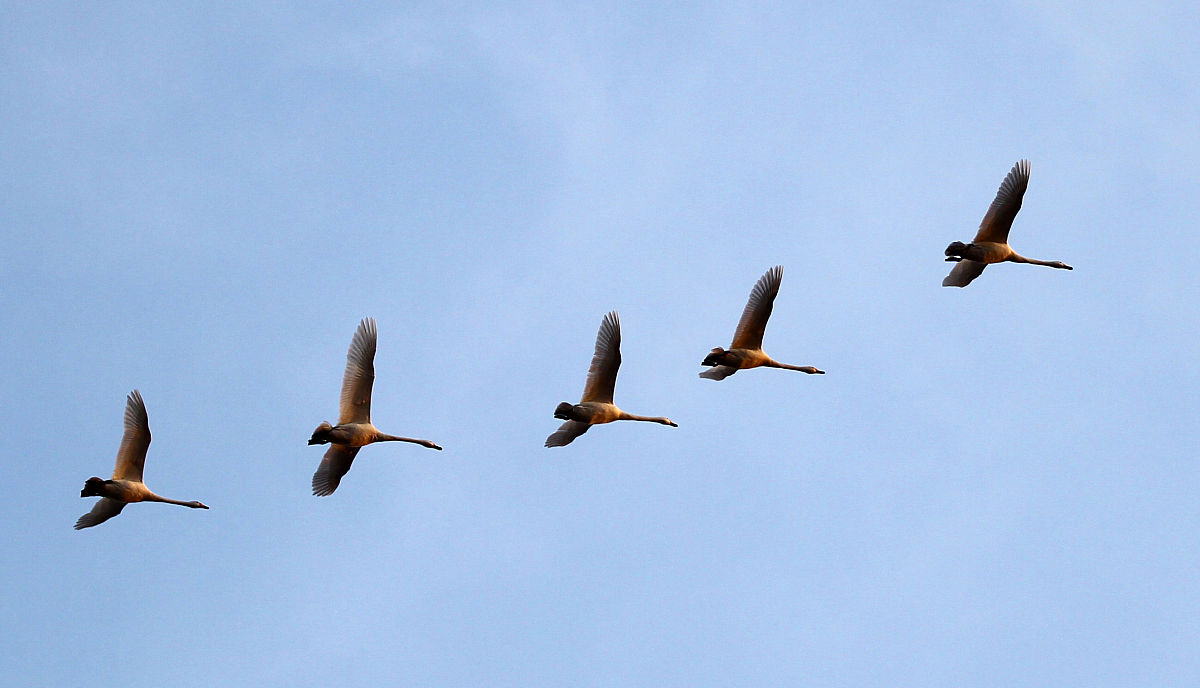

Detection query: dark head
xmin=701 ymin=347 xmax=726 ymax=367
xmin=308 ymin=421 xmax=333 ymax=445
xmin=80 ymin=477 xmax=108 ymax=498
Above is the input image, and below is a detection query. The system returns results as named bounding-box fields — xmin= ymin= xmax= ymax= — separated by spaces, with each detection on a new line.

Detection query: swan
xmin=75 ymin=390 xmax=208 ymax=529
xmin=545 ymin=311 xmax=678 ymax=447
xmin=943 ymin=159 xmax=1073 ymax=287
xmin=699 ymin=265 xmax=824 ymax=380
xmin=309 ymin=317 xmax=442 ymax=496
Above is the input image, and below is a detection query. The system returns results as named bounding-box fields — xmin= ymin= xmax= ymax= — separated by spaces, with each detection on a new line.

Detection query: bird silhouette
xmin=309 ymin=318 xmax=441 ymax=496
xmin=546 ymin=311 xmax=678 ymax=447
xmin=700 ymin=266 xmax=824 ymax=380
xmin=75 ymin=390 xmax=208 ymax=529
xmin=943 ymin=160 xmax=1073 ymax=287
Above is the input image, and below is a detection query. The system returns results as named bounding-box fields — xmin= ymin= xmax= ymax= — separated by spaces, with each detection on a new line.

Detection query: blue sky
xmin=2 ymin=2 xmax=1198 ymax=686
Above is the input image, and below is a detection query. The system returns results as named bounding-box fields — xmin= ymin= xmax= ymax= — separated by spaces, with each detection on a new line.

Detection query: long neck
xmin=617 ymin=411 xmax=672 ymax=425
xmin=376 ymin=432 xmax=441 ymax=450
xmin=144 ymin=492 xmax=202 ymax=508
xmin=1009 ymin=252 xmax=1065 ymax=268
xmin=377 ymin=433 xmax=427 ymax=444
xmin=766 ymin=359 xmax=823 ymax=374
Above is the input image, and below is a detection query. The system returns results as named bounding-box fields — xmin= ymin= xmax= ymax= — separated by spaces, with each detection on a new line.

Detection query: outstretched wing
xmin=699 ymin=365 xmax=738 ymax=380
xmin=338 ymin=318 xmax=376 ymax=425
xmin=973 ymin=160 xmax=1030 ymax=244
xmin=730 ymin=266 xmax=783 ymax=350
xmin=545 ymin=421 xmax=590 ymax=447
xmin=580 ymin=311 xmax=621 ymax=403
xmin=942 ymin=260 xmax=987 ymax=288
xmin=112 ymin=390 xmax=151 ymax=482
xmin=74 ymin=498 xmax=126 ymax=530
xmin=312 ymin=445 xmax=361 ymax=496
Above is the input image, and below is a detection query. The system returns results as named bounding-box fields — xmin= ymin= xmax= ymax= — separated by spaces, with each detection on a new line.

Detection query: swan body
xmin=310 ymin=318 xmax=441 ymax=496
xmin=545 ymin=311 xmax=678 ymax=448
xmin=75 ymin=390 xmax=209 ymax=530
xmin=308 ymin=421 xmax=437 ymax=449
xmin=942 ymin=160 xmax=1073 ymax=287
xmin=699 ymin=265 xmax=824 ymax=380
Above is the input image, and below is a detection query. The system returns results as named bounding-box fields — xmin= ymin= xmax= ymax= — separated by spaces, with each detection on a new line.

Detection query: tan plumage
xmin=75 ymin=390 xmax=209 ymax=530
xmin=309 ymin=318 xmax=441 ymax=496
xmin=545 ymin=311 xmax=678 ymax=447
xmin=943 ymin=160 xmax=1073 ymax=287
xmin=699 ymin=266 xmax=824 ymax=380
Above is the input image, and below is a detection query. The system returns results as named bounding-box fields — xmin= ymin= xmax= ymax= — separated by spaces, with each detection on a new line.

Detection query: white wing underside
xmin=699 ymin=365 xmax=738 ymax=380
xmin=730 ymin=266 xmax=782 ymax=350
xmin=974 ymin=159 xmax=1030 ymax=245
xmin=312 ymin=444 xmax=361 ymax=496
xmin=112 ymin=390 xmax=151 ymax=482
xmin=943 ymin=260 xmax=987 ymax=287
xmin=545 ymin=421 xmax=590 ymax=447
xmin=339 ymin=318 xmax=376 ymax=425
xmin=75 ymin=498 xmax=126 ymax=530
xmin=581 ymin=311 xmax=621 ymax=403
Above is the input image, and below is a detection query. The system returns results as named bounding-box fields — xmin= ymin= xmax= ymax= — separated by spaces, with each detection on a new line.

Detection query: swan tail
xmin=701 ymin=347 xmax=727 ymax=367
xmin=308 ymin=421 xmax=333 ymax=445
xmin=553 ymin=402 xmax=575 ymax=420
xmin=80 ymin=477 xmax=108 ymax=498
xmin=944 ymin=241 xmax=969 ymax=259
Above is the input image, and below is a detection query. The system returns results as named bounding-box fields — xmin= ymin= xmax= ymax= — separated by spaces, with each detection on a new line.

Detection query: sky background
xmin=2 ymin=1 xmax=1199 ymax=686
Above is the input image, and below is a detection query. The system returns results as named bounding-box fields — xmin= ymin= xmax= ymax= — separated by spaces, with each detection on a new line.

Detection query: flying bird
xmin=943 ymin=159 xmax=1073 ymax=287
xmin=545 ymin=311 xmax=678 ymax=447
xmin=309 ymin=318 xmax=442 ymax=496
xmin=699 ymin=265 xmax=824 ymax=380
xmin=75 ymin=390 xmax=209 ymax=529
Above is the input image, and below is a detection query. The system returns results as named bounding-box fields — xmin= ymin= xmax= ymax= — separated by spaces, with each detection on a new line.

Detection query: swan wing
xmin=312 ymin=444 xmax=361 ymax=496
xmin=942 ymin=260 xmax=987 ymax=287
xmin=730 ymin=266 xmax=782 ymax=350
xmin=74 ymin=498 xmax=126 ymax=530
xmin=338 ymin=318 xmax=376 ymax=425
xmin=699 ymin=365 xmax=738 ymax=380
xmin=545 ymin=420 xmax=589 ymax=447
xmin=973 ymin=159 xmax=1029 ymax=244
xmin=112 ymin=390 xmax=151 ymax=482
xmin=581 ymin=311 xmax=621 ymax=403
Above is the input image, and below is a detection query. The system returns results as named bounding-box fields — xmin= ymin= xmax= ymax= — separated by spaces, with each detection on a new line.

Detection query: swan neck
xmin=377 ymin=433 xmax=423 ymax=444
xmin=620 ymin=412 xmax=668 ymax=424
xmin=145 ymin=493 xmax=190 ymax=507
xmin=1008 ymin=252 xmax=1059 ymax=266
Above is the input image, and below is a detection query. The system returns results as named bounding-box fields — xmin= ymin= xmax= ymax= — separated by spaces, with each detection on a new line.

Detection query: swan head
xmin=80 ymin=477 xmax=108 ymax=498
xmin=701 ymin=347 xmax=727 ymax=367
xmin=662 ymin=419 xmax=678 ymax=427
xmin=187 ymin=501 xmax=210 ymax=509
xmin=308 ymin=421 xmax=334 ymax=445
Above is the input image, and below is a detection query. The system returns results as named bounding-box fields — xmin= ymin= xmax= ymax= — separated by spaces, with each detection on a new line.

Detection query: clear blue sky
xmin=3 ymin=2 xmax=1198 ymax=686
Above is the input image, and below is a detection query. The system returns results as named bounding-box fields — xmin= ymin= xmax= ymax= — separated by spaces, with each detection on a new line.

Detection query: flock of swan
xmin=75 ymin=159 xmax=1073 ymax=529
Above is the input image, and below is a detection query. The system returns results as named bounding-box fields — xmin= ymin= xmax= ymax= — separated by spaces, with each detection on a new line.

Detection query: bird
xmin=699 ymin=265 xmax=824 ymax=380
xmin=309 ymin=317 xmax=442 ymax=496
xmin=75 ymin=390 xmax=209 ymax=530
xmin=545 ymin=311 xmax=678 ymax=447
xmin=942 ymin=159 xmax=1073 ymax=287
